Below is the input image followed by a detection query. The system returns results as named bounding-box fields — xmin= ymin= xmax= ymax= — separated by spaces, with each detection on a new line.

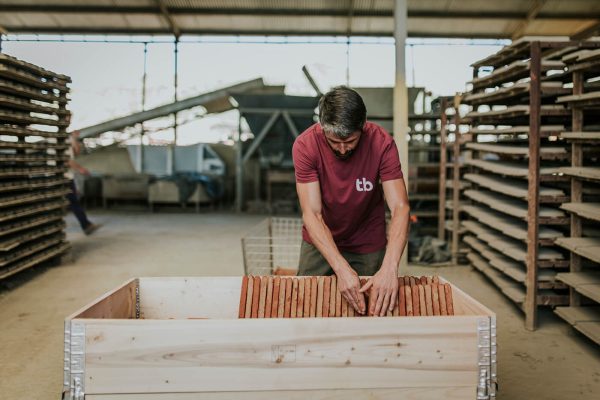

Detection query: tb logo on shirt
xmin=355 ymin=178 xmax=373 ymax=192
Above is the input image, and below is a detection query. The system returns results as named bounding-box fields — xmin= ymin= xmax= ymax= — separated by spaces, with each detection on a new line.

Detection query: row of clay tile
xmin=239 ymin=275 xmax=454 ymax=318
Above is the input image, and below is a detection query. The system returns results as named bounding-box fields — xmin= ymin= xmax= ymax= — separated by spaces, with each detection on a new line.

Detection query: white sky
xmin=2 ymin=36 xmax=507 ymax=144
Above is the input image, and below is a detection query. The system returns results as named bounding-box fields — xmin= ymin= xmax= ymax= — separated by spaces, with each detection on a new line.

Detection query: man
xmin=65 ymin=131 xmax=101 ymax=235
xmin=292 ymin=86 xmax=410 ymax=317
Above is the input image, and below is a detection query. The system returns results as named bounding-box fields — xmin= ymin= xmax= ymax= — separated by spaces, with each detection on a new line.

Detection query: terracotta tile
xmin=426 ymin=276 xmax=432 ymax=285
xmin=238 ymin=275 xmax=249 ymax=319
xmin=432 ymin=275 xmax=439 ymax=284
xmin=405 ymin=284 xmax=413 ymax=316
xmin=316 ymin=276 xmax=324 ymax=318
xmin=411 ymin=280 xmax=420 ymax=316
xmin=303 ymin=277 xmax=311 ymax=318
xmin=323 ymin=276 xmax=331 ymax=318
xmin=438 ymin=283 xmax=448 ymax=316
xmin=424 ymin=283 xmax=433 ymax=316
xmin=277 ymin=277 xmax=286 ymax=318
xmin=330 ymin=275 xmax=337 ymax=317
xmin=258 ymin=276 xmax=268 ymax=318
xmin=284 ymin=278 xmax=293 ymax=318
xmin=271 ymin=276 xmax=281 ymax=318
xmin=245 ymin=275 xmax=254 ymax=319
xmin=297 ymin=278 xmax=305 ymax=318
xmin=310 ymin=276 xmax=318 ymax=317
xmin=399 ymin=278 xmax=406 ymax=316
xmin=265 ymin=276 xmax=274 ymax=318
xmin=444 ymin=283 xmax=454 ymax=315
xmin=418 ymin=284 xmax=426 ymax=317
xmin=341 ymin=293 xmax=349 ymax=317
xmin=251 ymin=276 xmax=261 ymax=319
xmin=290 ymin=278 xmax=299 ymax=318
xmin=432 ymin=283 xmax=440 ymax=316
xmin=420 ymin=276 xmax=427 ymax=285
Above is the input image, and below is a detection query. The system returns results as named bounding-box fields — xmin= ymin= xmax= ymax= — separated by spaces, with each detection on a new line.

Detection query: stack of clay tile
xmin=238 ymin=275 xmax=454 ymax=318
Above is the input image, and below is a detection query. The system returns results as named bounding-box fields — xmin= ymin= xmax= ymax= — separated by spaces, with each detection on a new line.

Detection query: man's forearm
xmin=381 ymin=204 xmax=410 ymax=271
xmin=302 ymin=211 xmax=349 ymax=274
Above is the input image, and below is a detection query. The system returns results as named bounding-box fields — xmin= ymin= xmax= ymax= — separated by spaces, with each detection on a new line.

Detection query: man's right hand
xmin=336 ymin=265 xmax=366 ymax=315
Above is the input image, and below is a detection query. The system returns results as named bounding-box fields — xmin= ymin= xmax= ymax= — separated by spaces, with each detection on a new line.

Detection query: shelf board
xmin=556 ymin=272 xmax=600 ymax=303
xmin=465 ymin=142 xmax=568 ymax=160
xmin=464 ymin=173 xmax=567 ymax=203
xmin=464 ymin=189 xmax=567 ymax=224
xmin=559 ymin=167 xmax=600 ymax=182
xmin=554 ymin=307 xmax=600 ymax=344
xmin=468 ymin=125 xmax=565 ymax=138
xmin=555 ymin=237 xmax=600 ymax=264
xmin=560 ymin=203 xmax=600 ymax=222
xmin=559 ymin=131 xmax=600 ymax=141
xmin=466 ymin=159 xmax=563 ymax=180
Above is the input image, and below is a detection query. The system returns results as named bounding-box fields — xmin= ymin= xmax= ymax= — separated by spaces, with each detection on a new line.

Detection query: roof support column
xmin=394 ymin=0 xmax=409 ymax=270
xmin=169 ymin=38 xmax=179 ymax=175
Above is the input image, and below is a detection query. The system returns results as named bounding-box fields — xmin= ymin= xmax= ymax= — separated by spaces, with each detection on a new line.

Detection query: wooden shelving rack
xmin=437 ymin=95 xmax=470 ymax=264
xmin=553 ymin=48 xmax=600 ymax=345
xmin=408 ymin=106 xmax=443 ymax=238
xmin=0 ymin=53 xmax=71 ymax=280
xmin=461 ymin=38 xmax=600 ymax=330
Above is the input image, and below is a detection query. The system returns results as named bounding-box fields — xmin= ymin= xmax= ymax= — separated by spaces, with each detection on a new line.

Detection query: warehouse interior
xmin=1 ymin=1 xmax=600 ymax=399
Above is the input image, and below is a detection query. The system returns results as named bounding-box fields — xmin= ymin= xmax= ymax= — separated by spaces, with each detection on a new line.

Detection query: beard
xmin=333 ymin=149 xmax=354 ymax=160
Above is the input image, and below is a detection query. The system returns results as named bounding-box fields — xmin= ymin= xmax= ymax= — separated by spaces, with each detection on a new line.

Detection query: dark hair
xmin=318 ymin=86 xmax=367 ymax=138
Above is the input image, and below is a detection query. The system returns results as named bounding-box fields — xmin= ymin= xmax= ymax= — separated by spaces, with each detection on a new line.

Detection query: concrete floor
xmin=0 ymin=210 xmax=599 ymax=399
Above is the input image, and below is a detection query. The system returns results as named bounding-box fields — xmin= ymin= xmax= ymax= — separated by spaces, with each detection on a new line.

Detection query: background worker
xmin=292 ymin=86 xmax=410 ymax=317
xmin=65 ymin=130 xmax=101 ymax=235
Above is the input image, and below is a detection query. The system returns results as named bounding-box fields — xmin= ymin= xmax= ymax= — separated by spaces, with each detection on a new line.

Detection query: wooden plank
xmin=560 ymin=131 xmax=600 ymax=141
xmin=238 ymin=276 xmax=249 ymax=319
xmin=560 ymin=202 xmax=600 ymax=222
xmin=554 ymin=306 xmax=600 ymax=326
xmin=74 ymin=279 xmax=137 ymax=320
xmin=465 ymin=159 xmax=561 ymax=178
xmin=86 ymin=386 xmax=475 ymax=399
xmin=555 ymin=237 xmax=600 ymax=264
xmin=438 ymin=97 xmax=448 ymax=241
xmin=464 ymin=173 xmax=565 ymax=202
xmin=465 ymin=142 xmax=567 ymax=158
xmin=559 ymin=167 xmax=600 ymax=181
xmin=83 ymin=317 xmax=481 ymax=394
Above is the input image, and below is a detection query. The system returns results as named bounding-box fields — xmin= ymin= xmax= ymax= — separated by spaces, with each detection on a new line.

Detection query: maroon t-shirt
xmin=292 ymin=121 xmax=403 ymax=254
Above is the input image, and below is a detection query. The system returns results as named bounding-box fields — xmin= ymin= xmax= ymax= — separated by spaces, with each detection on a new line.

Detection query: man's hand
xmin=336 ymin=265 xmax=366 ymax=315
xmin=78 ymin=166 xmax=91 ymax=176
xmin=359 ymin=265 xmax=398 ymax=316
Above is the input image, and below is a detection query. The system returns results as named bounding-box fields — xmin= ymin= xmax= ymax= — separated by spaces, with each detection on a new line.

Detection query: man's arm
xmin=68 ymin=159 xmax=90 ymax=176
xmin=296 ymin=181 xmax=366 ymax=314
xmin=360 ymin=178 xmax=410 ymax=316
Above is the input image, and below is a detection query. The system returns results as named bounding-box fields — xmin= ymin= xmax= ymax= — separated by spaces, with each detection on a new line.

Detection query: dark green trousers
xmin=297 ymin=240 xmax=385 ymax=276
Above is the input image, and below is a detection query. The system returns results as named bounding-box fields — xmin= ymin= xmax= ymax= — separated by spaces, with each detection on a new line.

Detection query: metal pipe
xmin=140 ymin=41 xmax=148 ymax=173
xmin=171 ymin=38 xmax=179 ymax=175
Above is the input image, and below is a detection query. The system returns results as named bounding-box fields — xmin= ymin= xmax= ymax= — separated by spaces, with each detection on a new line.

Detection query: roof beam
xmin=571 ymin=20 xmax=600 ymax=40
xmin=511 ymin=0 xmax=548 ymax=40
xmin=0 ymin=5 xmax=599 ymax=20
xmin=154 ymin=0 xmax=180 ymax=38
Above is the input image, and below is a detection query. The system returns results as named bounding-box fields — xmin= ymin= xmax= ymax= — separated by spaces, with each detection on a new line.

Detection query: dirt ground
xmin=0 ymin=210 xmax=599 ymax=399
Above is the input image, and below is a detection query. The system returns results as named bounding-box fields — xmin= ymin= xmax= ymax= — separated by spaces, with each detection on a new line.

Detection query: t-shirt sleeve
xmin=379 ymin=137 xmax=404 ymax=182
xmin=292 ymin=137 xmax=319 ymax=183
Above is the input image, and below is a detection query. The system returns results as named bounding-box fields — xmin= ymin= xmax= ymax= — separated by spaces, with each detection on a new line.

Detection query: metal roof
xmin=1 ymin=0 xmax=599 ymax=39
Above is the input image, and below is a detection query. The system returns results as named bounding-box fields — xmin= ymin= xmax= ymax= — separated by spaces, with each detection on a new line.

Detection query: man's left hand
xmin=359 ymin=265 xmax=399 ymax=316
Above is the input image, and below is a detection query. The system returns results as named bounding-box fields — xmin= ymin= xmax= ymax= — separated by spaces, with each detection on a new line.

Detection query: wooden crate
xmin=63 ymin=277 xmax=497 ymax=400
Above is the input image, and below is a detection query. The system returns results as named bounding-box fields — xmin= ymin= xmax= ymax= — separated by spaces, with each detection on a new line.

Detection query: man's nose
xmin=339 ymin=144 xmax=348 ymax=154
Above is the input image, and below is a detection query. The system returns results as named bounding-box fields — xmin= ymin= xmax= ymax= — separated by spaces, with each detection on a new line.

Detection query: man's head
xmin=318 ymin=86 xmax=366 ymax=160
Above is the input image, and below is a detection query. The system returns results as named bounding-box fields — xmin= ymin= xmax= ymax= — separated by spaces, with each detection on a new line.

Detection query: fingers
xmin=355 ymin=289 xmax=366 ymax=315
xmin=359 ymin=279 xmax=372 ymax=293
xmin=380 ymin=292 xmax=391 ymax=317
